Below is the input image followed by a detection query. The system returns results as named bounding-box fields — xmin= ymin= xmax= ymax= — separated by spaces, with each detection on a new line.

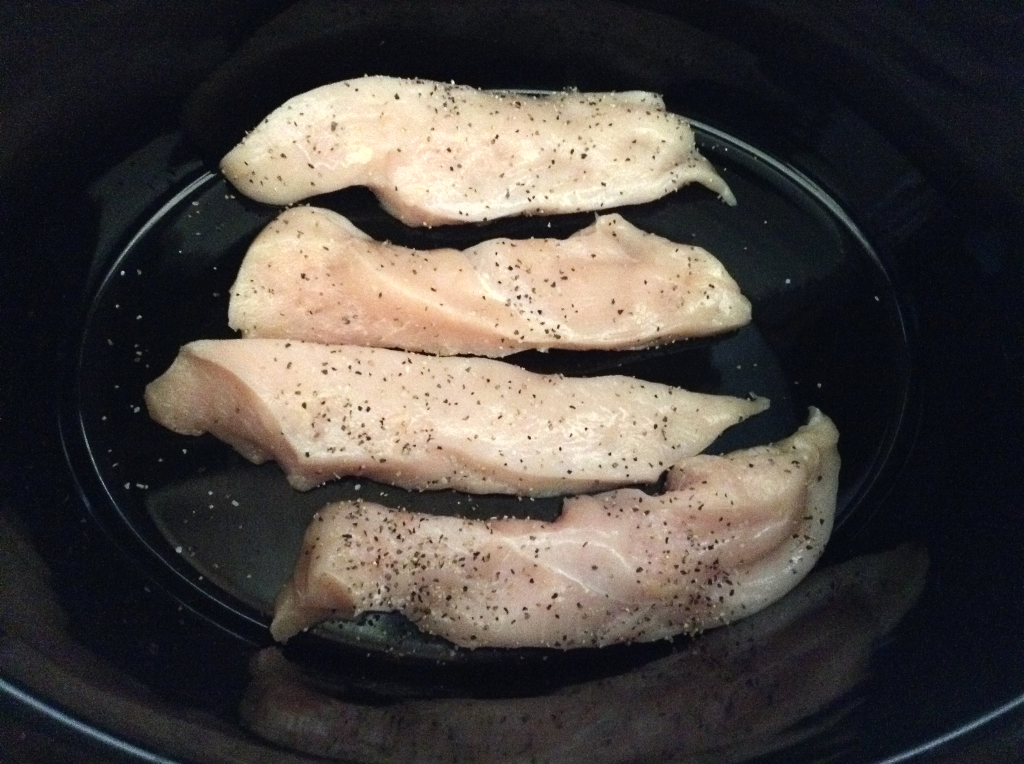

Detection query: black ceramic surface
xmin=66 ymin=120 xmax=909 ymax=667
xmin=2 ymin=2 xmax=1022 ymax=763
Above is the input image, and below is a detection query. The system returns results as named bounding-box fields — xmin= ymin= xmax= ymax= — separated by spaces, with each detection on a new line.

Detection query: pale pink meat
xmin=243 ymin=546 xmax=926 ymax=764
xmin=229 ymin=208 xmax=751 ymax=356
xmin=220 ymin=76 xmax=735 ymax=225
xmin=144 ymin=339 xmax=767 ymax=495
xmin=270 ymin=409 xmax=838 ymax=648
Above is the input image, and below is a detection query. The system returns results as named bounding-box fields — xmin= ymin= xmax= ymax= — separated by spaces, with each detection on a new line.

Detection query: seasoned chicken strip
xmin=220 ymin=76 xmax=735 ymax=225
xmin=245 ymin=546 xmax=925 ymax=764
xmin=144 ymin=339 xmax=767 ymax=495
xmin=229 ymin=208 xmax=751 ymax=356
xmin=271 ymin=409 xmax=838 ymax=648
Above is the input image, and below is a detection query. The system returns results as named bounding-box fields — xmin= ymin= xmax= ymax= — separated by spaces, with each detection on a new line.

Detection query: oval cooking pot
xmin=1 ymin=2 xmax=1022 ymax=763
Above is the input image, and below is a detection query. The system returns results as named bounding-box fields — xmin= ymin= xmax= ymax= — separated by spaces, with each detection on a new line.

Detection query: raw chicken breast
xmin=220 ymin=76 xmax=735 ymax=225
xmin=144 ymin=339 xmax=767 ymax=495
xmin=270 ymin=409 xmax=838 ymax=648
xmin=229 ymin=208 xmax=751 ymax=356
xmin=244 ymin=546 xmax=925 ymax=764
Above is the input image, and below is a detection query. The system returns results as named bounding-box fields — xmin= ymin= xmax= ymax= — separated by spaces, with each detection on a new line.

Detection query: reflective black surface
xmin=66 ymin=123 xmax=910 ymax=666
xmin=1 ymin=1 xmax=1022 ymax=762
